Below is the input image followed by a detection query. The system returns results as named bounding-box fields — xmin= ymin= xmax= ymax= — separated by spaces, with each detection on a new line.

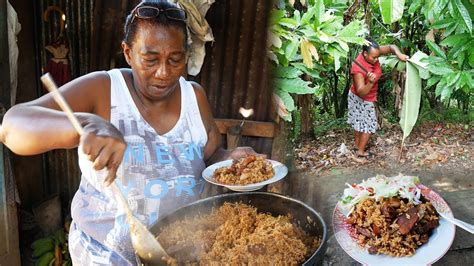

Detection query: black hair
xmin=362 ymin=37 xmax=379 ymax=53
xmin=123 ymin=0 xmax=188 ymax=48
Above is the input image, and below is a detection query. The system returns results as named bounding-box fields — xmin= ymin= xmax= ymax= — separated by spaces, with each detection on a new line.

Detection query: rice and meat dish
xmin=213 ymin=155 xmax=274 ymax=185
xmin=157 ymin=202 xmax=321 ymax=265
xmin=340 ymin=175 xmax=439 ymax=257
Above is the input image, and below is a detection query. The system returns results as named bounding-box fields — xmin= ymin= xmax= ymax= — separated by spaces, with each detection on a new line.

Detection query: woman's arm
xmin=379 ymin=45 xmax=409 ymax=61
xmin=0 ymin=72 xmax=110 ymax=154
xmin=0 ymin=71 xmax=125 ymax=185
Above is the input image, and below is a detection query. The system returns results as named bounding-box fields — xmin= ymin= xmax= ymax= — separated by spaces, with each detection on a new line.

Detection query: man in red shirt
xmin=347 ymin=38 xmax=408 ymax=158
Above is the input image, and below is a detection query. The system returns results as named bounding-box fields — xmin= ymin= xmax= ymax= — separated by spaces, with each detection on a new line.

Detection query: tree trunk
xmin=333 ymin=71 xmax=345 ymax=118
xmin=363 ymin=0 xmax=371 ymax=33
xmin=344 ymin=0 xmax=362 ymax=25
xmin=295 ymin=94 xmax=313 ymax=135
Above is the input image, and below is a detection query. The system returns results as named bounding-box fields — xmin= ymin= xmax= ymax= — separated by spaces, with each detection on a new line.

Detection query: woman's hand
xmin=205 ymin=146 xmax=266 ymax=165
xmin=367 ymin=72 xmax=376 ymax=84
xmin=79 ymin=115 xmax=126 ymax=186
xmin=225 ymin=146 xmax=266 ymax=161
xmin=397 ymin=53 xmax=409 ymax=62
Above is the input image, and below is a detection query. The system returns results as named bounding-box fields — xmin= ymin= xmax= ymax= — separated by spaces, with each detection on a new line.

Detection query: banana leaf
xmin=399 ymin=53 xmax=424 ymax=148
xmin=379 ymin=0 xmax=406 ymax=24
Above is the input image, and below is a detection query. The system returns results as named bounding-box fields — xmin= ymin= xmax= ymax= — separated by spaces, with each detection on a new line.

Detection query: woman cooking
xmin=0 ymin=0 xmax=256 ymax=264
xmin=347 ymin=38 xmax=409 ymax=158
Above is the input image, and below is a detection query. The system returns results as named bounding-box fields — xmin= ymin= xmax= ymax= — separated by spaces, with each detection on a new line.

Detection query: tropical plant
xmin=379 ymin=0 xmax=473 ymax=112
xmin=269 ymin=0 xmax=367 ymax=126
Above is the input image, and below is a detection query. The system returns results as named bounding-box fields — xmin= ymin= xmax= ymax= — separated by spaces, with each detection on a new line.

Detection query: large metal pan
xmin=149 ymin=192 xmax=328 ymax=265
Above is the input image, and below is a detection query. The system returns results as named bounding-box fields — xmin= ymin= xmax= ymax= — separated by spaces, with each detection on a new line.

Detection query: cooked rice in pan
xmin=348 ymin=197 xmax=439 ymax=256
xmin=157 ymin=202 xmax=321 ymax=265
xmin=213 ymin=155 xmax=274 ymax=185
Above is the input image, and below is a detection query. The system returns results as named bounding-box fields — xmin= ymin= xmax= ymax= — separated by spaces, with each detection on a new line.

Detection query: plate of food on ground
xmin=333 ymin=174 xmax=455 ymax=265
xmin=202 ymin=155 xmax=288 ymax=192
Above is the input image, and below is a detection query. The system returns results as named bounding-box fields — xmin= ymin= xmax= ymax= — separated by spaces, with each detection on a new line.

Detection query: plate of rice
xmin=202 ymin=155 xmax=288 ymax=192
xmin=333 ymin=174 xmax=455 ymax=265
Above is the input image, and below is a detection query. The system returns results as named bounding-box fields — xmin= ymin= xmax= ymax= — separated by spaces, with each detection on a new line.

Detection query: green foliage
xmin=269 ymin=0 xmax=367 ymax=121
xmin=408 ymin=0 xmax=473 ymax=107
xmin=271 ymin=0 xmax=473 ymax=139
xmin=313 ymin=116 xmax=349 ymax=137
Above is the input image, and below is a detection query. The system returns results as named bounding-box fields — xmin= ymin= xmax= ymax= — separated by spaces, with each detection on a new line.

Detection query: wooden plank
xmin=215 ymin=118 xmax=276 ymax=138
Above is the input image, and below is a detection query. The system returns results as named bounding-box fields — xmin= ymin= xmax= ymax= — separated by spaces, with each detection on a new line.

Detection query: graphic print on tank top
xmin=71 ymin=69 xmax=208 ymax=261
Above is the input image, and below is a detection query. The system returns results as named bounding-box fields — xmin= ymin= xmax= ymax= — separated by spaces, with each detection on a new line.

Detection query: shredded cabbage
xmin=339 ymin=174 xmax=421 ymax=214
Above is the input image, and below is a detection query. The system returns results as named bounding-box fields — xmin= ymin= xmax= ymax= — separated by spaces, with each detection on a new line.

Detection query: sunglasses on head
xmin=130 ymin=5 xmax=187 ymax=25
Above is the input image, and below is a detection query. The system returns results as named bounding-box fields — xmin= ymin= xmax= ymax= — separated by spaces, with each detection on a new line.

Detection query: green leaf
xmin=460 ymin=71 xmax=474 ymax=89
xmin=293 ymin=10 xmax=301 ymax=23
xmin=447 ymin=39 xmax=471 ymax=60
xmin=299 ymin=26 xmax=318 ymax=38
xmin=456 ymin=50 xmax=467 ymax=68
xmin=426 ymin=40 xmax=447 ymax=59
xmin=428 ymin=64 xmax=454 ymax=75
xmin=274 ymin=78 xmax=315 ymax=94
xmin=445 ymin=72 xmax=461 ymax=88
xmin=337 ymin=21 xmax=367 ymax=44
xmin=431 ymin=18 xmax=455 ymax=29
xmin=274 ymin=66 xmax=303 ymax=79
xmin=427 ymin=75 xmax=442 ymax=87
xmin=453 ymin=0 xmax=473 ymax=33
xmin=291 ymin=62 xmax=323 ymax=79
xmin=301 ymin=5 xmax=317 ymax=25
xmin=440 ymin=33 xmax=471 ymax=47
xmin=443 ymin=22 xmax=458 ymax=38
xmin=337 ymin=40 xmax=349 ymax=52
xmin=408 ymin=0 xmax=422 ymax=15
xmin=279 ymin=18 xmax=298 ymax=29
xmin=316 ymin=30 xmax=333 ymax=43
xmin=285 ymin=39 xmax=300 ymax=61
xmin=470 ymin=49 xmax=474 ymax=67
xmin=435 ymin=78 xmax=447 ymax=97
xmin=400 ymin=60 xmax=422 ymax=144
xmin=314 ymin=0 xmax=325 ymax=26
xmin=440 ymin=85 xmax=454 ymax=101
xmin=274 ymin=89 xmax=295 ymax=111
xmin=379 ymin=0 xmax=406 ymax=24
xmin=276 ymin=52 xmax=289 ymax=66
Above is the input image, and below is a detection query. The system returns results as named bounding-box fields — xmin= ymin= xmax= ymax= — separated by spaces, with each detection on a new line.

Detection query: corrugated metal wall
xmin=34 ymin=0 xmax=93 ymax=211
xmin=34 ymin=0 xmax=274 ymax=206
xmin=191 ymin=0 xmax=274 ymax=154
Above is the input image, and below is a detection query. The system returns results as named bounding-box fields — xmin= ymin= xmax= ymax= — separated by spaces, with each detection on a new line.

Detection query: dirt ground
xmin=294 ymin=121 xmax=473 ymax=174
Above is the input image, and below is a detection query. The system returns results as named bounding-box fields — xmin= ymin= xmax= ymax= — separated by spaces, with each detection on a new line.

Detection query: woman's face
xmin=123 ymin=24 xmax=187 ymax=101
xmin=363 ymin=47 xmax=380 ymax=65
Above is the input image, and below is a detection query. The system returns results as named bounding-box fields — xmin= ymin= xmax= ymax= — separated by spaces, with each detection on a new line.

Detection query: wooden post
xmin=226 ymin=125 xmax=242 ymax=150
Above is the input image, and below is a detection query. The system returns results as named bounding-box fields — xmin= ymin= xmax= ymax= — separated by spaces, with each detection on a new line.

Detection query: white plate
xmin=202 ymin=159 xmax=288 ymax=192
xmin=333 ymin=184 xmax=455 ymax=266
